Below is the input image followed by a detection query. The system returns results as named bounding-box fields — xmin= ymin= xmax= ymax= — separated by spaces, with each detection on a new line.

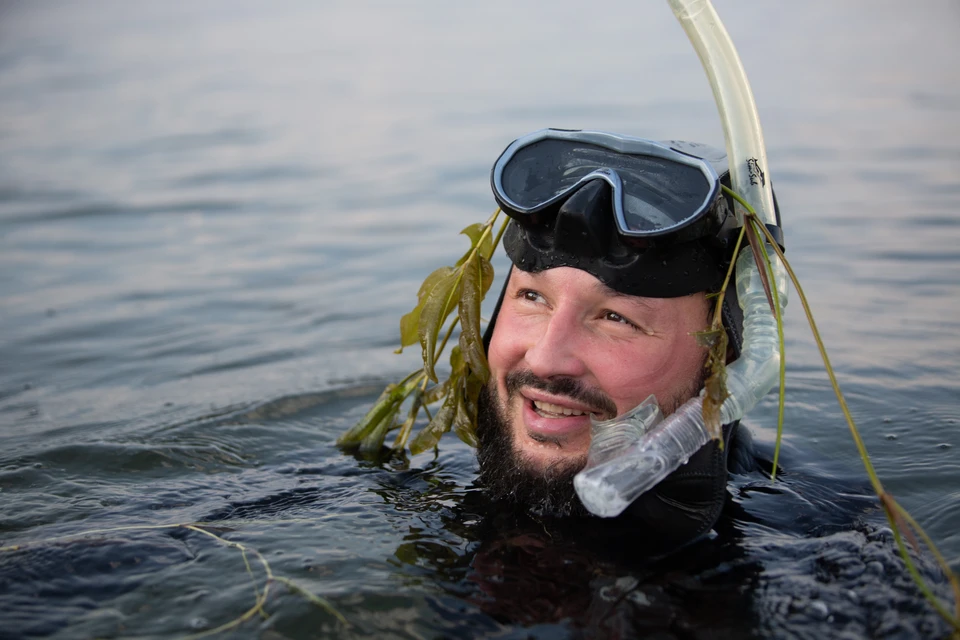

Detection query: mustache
xmin=504 ymin=370 xmax=618 ymax=419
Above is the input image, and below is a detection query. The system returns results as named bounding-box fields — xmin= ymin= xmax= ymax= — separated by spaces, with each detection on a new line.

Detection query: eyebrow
xmin=591 ymin=279 xmax=659 ymax=311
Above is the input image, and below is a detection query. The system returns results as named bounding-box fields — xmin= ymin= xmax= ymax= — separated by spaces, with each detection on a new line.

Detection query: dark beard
xmin=475 ymin=382 xmax=590 ymax=518
xmin=474 ymin=368 xmax=705 ymax=519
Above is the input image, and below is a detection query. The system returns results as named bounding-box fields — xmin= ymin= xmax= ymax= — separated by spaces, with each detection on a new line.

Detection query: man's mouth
xmin=532 ymin=399 xmax=592 ymax=418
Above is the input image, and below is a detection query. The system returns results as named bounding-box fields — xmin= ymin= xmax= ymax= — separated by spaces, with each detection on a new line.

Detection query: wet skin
xmin=486 ymin=267 xmax=711 ymax=472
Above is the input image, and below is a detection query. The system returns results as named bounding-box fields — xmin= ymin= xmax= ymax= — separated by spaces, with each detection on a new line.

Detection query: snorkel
xmin=573 ymin=0 xmax=789 ymax=517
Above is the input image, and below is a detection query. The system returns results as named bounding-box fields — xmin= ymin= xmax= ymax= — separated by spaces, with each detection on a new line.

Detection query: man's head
xmin=476 ymin=129 xmax=740 ymax=517
xmin=476 ymin=267 xmax=712 ymax=515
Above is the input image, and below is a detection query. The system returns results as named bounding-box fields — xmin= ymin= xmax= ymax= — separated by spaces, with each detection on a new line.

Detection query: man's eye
xmin=517 ymin=289 xmax=544 ymax=303
xmin=605 ymin=311 xmax=638 ymax=329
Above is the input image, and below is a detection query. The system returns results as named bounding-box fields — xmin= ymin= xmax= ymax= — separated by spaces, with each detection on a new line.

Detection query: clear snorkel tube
xmin=573 ymin=0 xmax=788 ymax=517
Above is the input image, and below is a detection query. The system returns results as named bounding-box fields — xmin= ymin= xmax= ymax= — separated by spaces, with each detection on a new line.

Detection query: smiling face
xmin=481 ymin=266 xmax=711 ymax=479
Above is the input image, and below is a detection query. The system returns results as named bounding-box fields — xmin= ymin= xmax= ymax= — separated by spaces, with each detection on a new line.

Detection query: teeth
xmin=533 ymin=400 xmax=588 ymax=417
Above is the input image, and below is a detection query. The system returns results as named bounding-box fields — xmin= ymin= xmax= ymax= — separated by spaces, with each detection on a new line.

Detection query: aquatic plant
xmin=337 ymin=207 xmax=508 ymax=455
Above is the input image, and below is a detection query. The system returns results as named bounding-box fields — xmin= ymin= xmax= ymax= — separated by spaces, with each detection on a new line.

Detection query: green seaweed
xmin=338 ymin=207 xmax=508 ymax=455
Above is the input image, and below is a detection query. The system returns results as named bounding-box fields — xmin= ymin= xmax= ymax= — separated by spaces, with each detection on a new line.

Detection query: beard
xmin=474 ymin=370 xmax=706 ymax=519
xmin=475 ymin=376 xmax=592 ymax=518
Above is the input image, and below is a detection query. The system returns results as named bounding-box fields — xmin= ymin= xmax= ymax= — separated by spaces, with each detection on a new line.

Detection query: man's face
xmin=477 ymin=266 xmax=710 ymax=512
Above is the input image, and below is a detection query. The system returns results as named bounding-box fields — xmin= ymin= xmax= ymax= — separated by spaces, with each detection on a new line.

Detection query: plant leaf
xmin=459 ymin=222 xmax=484 ymax=249
xmin=417 ymin=268 xmax=462 ymax=382
xmin=410 ymin=392 xmax=458 ymax=454
xmin=692 ymin=327 xmax=725 ymax=349
xmin=476 ymin=254 xmax=495 ymax=297
xmin=449 ymin=344 xmax=465 ymax=375
xmin=701 ymin=326 xmax=729 ymax=443
xmin=423 ymin=378 xmax=450 ymax=405
xmin=391 ymin=389 xmax=423 ymax=451
xmin=744 ymin=221 xmax=775 ymax=314
xmin=453 ymin=392 xmax=477 ymax=448
xmin=460 ymin=222 xmax=494 ymax=260
xmin=453 ymin=376 xmax=482 ymax=447
xmin=457 ymin=253 xmax=490 ymax=383
xmin=359 ymin=403 xmax=400 ymax=455
xmin=337 ymin=384 xmax=399 ymax=446
xmin=397 ymin=266 xmax=455 ymax=352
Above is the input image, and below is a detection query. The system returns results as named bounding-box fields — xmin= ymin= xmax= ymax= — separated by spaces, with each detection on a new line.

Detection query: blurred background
xmin=1 ymin=1 xmax=958 ymax=637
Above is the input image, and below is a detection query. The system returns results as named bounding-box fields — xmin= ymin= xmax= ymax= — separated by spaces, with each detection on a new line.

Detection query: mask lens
xmin=498 ymin=138 xmax=715 ymax=236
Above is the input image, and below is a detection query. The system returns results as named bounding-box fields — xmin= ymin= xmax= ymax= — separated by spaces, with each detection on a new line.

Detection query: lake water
xmin=1 ymin=1 xmax=958 ymax=638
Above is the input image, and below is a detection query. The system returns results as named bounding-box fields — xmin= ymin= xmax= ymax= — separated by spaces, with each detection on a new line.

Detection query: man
xmin=474 ymin=128 xmax=773 ymax=544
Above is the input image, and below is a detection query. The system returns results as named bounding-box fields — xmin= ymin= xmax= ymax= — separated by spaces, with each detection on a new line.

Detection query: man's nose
xmin=523 ymin=310 xmax=588 ymax=380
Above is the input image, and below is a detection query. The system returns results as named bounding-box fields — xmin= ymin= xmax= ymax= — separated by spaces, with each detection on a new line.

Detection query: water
xmin=1 ymin=1 xmax=958 ymax=637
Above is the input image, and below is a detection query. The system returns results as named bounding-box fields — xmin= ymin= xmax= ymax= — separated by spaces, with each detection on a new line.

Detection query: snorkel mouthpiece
xmin=574 ymin=396 xmax=664 ymax=518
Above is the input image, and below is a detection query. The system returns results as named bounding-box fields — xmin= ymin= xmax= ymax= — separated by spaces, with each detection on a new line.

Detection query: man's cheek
xmin=601 ymin=346 xmax=677 ymax=396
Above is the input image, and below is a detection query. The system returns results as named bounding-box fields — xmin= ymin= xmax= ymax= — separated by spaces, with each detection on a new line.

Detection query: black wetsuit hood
xmin=477 ymin=139 xmax=763 ymax=544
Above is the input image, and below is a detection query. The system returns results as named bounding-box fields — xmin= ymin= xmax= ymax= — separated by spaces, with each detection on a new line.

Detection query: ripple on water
xmin=749 ymin=526 xmax=953 ymax=639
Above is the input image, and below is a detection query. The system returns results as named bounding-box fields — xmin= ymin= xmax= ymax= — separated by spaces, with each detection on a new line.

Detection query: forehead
xmin=510 ymin=266 xmax=702 ymax=314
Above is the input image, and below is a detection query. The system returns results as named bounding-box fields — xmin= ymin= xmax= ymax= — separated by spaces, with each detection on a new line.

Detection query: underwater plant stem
xmin=434 ymin=316 xmax=460 ymax=365
xmin=746 ymin=216 xmax=787 ymax=482
xmin=721 ymin=185 xmax=791 ymax=483
xmin=753 ymin=223 xmax=882 ymax=492
xmin=274 ymin=576 xmax=352 ymax=626
xmin=490 ymin=209 xmax=509 ymax=253
xmin=743 ymin=220 xmax=776 ymax=313
xmin=712 ymin=223 xmax=747 ymax=328
xmin=888 ymin=496 xmax=960 ymax=624
xmin=180 ymin=525 xmax=273 ymax=639
xmin=240 ymin=546 xmax=264 ymax=605
xmin=722 ymin=184 xmax=957 ymax=627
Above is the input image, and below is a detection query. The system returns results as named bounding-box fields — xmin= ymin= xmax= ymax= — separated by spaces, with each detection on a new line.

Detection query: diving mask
xmin=492 ymin=128 xmax=732 ymax=242
xmin=492 ymin=128 xmax=742 ymax=298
